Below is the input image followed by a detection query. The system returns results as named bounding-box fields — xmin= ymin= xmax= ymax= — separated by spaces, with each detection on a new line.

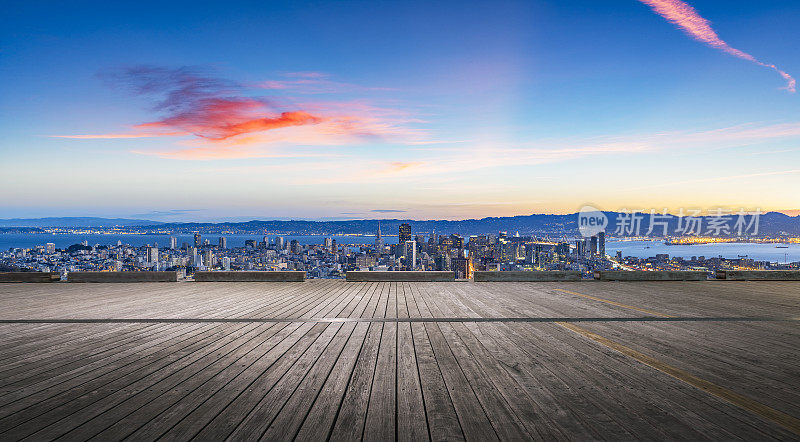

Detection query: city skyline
xmin=2 ymin=0 xmax=800 ymax=221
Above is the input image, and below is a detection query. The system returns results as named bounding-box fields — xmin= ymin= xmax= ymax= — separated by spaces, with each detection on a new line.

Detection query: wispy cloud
xmin=298 ymin=120 xmax=800 ymax=184
xmin=371 ymin=209 xmax=406 ymax=213
xmin=639 ymin=0 xmax=795 ymax=92
xmin=52 ymin=133 xmax=168 ymax=139
xmin=257 ymin=72 xmax=392 ymax=94
xmin=52 ymin=66 xmax=421 ymax=158
xmin=131 ymin=209 xmax=205 ymax=218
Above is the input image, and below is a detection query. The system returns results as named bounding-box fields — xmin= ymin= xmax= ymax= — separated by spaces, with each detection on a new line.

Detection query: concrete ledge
xmin=716 ymin=270 xmax=800 ymax=281
xmin=474 ymin=271 xmax=582 ymax=282
xmin=68 ymin=271 xmax=178 ymax=283
xmin=346 ymin=271 xmax=454 ymax=282
xmin=0 ymin=272 xmax=60 ymax=283
xmin=194 ymin=271 xmax=305 ymax=282
xmin=594 ymin=271 xmax=708 ymax=281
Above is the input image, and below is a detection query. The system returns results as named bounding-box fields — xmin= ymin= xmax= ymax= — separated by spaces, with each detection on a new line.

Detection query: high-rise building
xmin=290 ymin=239 xmax=302 ymax=254
xmin=218 ymin=237 xmax=227 ymax=249
xmin=616 ymin=250 xmax=623 ymax=261
xmin=598 ymin=232 xmax=606 ymax=257
xmin=324 ymin=237 xmax=333 ymax=252
xmin=399 ymin=223 xmax=412 ymax=244
xmin=590 ymin=236 xmax=598 ymax=256
xmin=452 ymin=256 xmax=473 ymax=279
xmin=403 ymin=240 xmax=416 ymax=270
xmin=375 ymin=221 xmax=384 ymax=252
xmin=203 ymin=250 xmax=214 ymax=268
xmin=146 ymin=246 xmax=159 ymax=266
xmin=169 ymin=237 xmax=177 ymax=250
xmin=193 ymin=233 xmax=201 ymax=248
xmin=450 ymin=234 xmax=464 ymax=249
xmin=276 ymin=237 xmax=285 ymax=250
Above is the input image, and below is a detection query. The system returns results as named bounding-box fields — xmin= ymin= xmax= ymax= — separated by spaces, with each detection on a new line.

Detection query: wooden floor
xmin=0 ymin=280 xmax=798 ymax=441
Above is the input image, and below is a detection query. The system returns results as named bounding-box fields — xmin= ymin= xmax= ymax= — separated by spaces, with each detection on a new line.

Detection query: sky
xmin=1 ymin=0 xmax=799 ymax=221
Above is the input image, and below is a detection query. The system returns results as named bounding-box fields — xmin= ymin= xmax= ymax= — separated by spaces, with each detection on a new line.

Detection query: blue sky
xmin=1 ymin=0 xmax=799 ymax=221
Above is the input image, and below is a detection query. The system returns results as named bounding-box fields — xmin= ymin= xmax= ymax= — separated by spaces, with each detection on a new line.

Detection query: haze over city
xmin=2 ymin=0 xmax=799 ymax=221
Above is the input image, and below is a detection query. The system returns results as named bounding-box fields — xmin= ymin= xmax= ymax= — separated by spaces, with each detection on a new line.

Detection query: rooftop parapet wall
xmin=194 ymin=271 xmax=305 ymax=282
xmin=594 ymin=271 xmax=708 ymax=281
xmin=346 ymin=271 xmax=455 ymax=282
xmin=474 ymin=271 xmax=582 ymax=282
xmin=0 ymin=272 xmax=60 ymax=283
xmin=68 ymin=271 xmax=179 ymax=283
xmin=717 ymin=270 xmax=800 ymax=281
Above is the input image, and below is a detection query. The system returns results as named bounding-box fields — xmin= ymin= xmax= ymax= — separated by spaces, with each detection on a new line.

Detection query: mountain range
xmin=3 ymin=212 xmax=797 ymax=236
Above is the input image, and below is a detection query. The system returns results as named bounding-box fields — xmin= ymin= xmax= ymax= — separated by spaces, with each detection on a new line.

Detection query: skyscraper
xmin=169 ymin=237 xmax=177 ymax=250
xmin=375 ymin=221 xmax=384 ymax=252
xmin=590 ymin=236 xmax=598 ymax=256
xmin=218 ymin=237 xmax=227 ymax=249
xmin=290 ymin=239 xmax=302 ymax=254
xmin=146 ymin=246 xmax=158 ymax=267
xmin=399 ymin=223 xmax=412 ymax=244
xmin=193 ymin=233 xmax=201 ymax=248
xmin=598 ymin=231 xmax=606 ymax=257
xmin=403 ymin=240 xmax=416 ymax=270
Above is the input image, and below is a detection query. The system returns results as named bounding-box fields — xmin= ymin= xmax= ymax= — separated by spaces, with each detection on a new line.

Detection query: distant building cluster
xmin=1 ymin=223 xmax=796 ymax=279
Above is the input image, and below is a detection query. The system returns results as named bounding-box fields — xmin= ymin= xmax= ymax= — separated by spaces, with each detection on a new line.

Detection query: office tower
xmin=450 ymin=234 xmax=464 ymax=249
xmin=218 ymin=237 xmax=227 ymax=249
xmin=324 ymin=237 xmax=333 ymax=252
xmin=399 ymin=223 xmax=412 ymax=244
xmin=290 ymin=239 xmax=302 ymax=254
xmin=276 ymin=237 xmax=285 ymax=250
xmin=222 ymin=257 xmax=231 ymax=271
xmin=403 ymin=240 xmax=416 ymax=270
xmin=616 ymin=250 xmax=623 ymax=261
xmin=244 ymin=239 xmax=256 ymax=248
xmin=331 ymin=239 xmax=337 ymax=254
xmin=590 ymin=236 xmax=598 ymax=256
xmin=203 ymin=250 xmax=214 ymax=268
xmin=598 ymin=232 xmax=606 ymax=257
xmin=452 ymin=256 xmax=473 ymax=280
xmin=375 ymin=221 xmax=384 ymax=251
xmin=193 ymin=233 xmax=201 ymax=248
xmin=169 ymin=237 xmax=177 ymax=250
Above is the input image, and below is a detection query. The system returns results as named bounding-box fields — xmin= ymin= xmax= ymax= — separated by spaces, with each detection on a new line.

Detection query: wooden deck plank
xmin=0 ymin=280 xmax=798 ymax=440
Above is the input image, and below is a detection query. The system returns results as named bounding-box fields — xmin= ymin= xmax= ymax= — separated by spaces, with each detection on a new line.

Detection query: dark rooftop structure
xmin=0 ymin=280 xmax=798 ymax=440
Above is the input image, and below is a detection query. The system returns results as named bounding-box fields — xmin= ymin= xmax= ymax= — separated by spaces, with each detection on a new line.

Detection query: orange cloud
xmin=53 ymin=66 xmax=419 ymax=157
xmin=639 ymin=0 xmax=795 ymax=92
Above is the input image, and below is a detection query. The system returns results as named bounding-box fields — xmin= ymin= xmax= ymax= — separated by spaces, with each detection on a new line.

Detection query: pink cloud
xmin=639 ymin=0 xmax=795 ymax=92
xmin=53 ymin=67 xmax=419 ymax=157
